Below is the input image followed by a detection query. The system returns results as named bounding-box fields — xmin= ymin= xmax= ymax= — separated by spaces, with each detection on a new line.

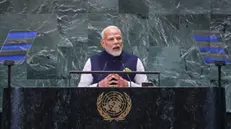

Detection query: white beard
xmin=105 ymin=47 xmax=122 ymax=57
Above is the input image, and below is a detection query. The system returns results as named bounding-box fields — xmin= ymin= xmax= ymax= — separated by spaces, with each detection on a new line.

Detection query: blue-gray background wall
xmin=0 ymin=0 xmax=231 ymax=111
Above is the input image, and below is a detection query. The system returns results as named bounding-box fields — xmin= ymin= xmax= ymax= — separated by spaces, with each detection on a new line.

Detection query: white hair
xmin=101 ymin=25 xmax=120 ymax=39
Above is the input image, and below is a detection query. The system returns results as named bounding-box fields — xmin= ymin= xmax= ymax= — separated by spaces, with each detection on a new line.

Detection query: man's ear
xmin=100 ymin=39 xmax=105 ymax=48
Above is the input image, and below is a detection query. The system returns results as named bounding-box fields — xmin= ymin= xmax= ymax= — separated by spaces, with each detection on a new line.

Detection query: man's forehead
xmin=106 ymin=34 xmax=121 ymax=38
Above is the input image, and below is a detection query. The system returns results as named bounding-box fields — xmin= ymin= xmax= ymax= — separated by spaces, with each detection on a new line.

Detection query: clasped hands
xmin=98 ymin=74 xmax=128 ymax=87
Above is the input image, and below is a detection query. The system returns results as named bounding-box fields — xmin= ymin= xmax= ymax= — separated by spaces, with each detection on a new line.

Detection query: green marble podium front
xmin=1 ymin=87 xmax=226 ymax=129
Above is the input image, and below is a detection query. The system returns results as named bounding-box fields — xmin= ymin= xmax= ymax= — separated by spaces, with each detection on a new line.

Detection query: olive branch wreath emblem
xmin=97 ymin=92 xmax=132 ymax=121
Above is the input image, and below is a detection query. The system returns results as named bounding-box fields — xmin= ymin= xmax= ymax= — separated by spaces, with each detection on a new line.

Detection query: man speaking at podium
xmin=78 ymin=25 xmax=148 ymax=87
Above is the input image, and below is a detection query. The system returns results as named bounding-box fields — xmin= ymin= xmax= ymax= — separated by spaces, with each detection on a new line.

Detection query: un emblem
xmin=97 ymin=91 xmax=132 ymax=121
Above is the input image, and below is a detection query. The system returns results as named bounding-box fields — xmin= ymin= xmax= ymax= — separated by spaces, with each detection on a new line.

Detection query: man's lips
xmin=113 ymin=46 xmax=120 ymax=50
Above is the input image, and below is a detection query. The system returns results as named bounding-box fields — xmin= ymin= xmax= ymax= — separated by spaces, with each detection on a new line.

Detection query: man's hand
xmin=98 ymin=74 xmax=128 ymax=87
xmin=98 ymin=74 xmax=117 ymax=87
xmin=112 ymin=74 xmax=128 ymax=87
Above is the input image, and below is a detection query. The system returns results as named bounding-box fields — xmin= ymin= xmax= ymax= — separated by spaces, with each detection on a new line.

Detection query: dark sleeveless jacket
xmin=90 ymin=50 xmax=138 ymax=84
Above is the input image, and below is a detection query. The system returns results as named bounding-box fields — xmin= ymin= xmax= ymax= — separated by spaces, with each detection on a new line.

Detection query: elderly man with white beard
xmin=78 ymin=25 xmax=148 ymax=87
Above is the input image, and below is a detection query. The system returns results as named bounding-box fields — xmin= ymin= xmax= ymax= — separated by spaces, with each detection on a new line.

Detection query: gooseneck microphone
xmin=120 ymin=60 xmax=132 ymax=87
xmin=97 ymin=61 xmax=108 ymax=87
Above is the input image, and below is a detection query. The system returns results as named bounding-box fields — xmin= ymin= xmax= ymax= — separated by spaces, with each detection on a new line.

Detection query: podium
xmin=1 ymin=87 xmax=226 ymax=129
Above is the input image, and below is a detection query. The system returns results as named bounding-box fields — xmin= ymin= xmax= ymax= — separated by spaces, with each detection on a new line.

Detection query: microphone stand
xmin=214 ymin=61 xmax=226 ymax=129
xmin=3 ymin=60 xmax=15 ymax=129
